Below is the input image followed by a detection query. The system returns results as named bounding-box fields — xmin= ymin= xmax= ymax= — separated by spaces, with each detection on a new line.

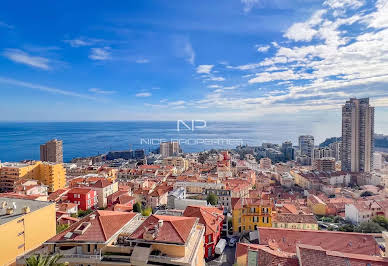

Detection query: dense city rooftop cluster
xmin=1 ymin=98 xmax=388 ymax=266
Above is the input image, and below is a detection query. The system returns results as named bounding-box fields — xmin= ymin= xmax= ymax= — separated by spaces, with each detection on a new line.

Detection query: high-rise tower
xmin=341 ymin=98 xmax=374 ymax=172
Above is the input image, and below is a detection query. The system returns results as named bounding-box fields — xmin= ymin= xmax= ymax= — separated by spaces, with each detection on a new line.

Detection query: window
xmin=208 ymin=234 xmax=212 ymax=242
xmin=17 ymin=231 xmax=24 ymax=236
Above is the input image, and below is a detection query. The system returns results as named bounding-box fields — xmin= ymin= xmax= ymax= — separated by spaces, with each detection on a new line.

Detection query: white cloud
xmin=324 ymin=0 xmax=364 ymax=10
xmin=249 ymin=70 xmax=303 ymax=84
xmin=89 ymin=88 xmax=116 ymax=94
xmin=192 ymin=0 xmax=388 ymax=116
xmin=89 ymin=47 xmax=111 ymax=61
xmin=256 ymin=45 xmax=270 ymax=52
xmin=196 ymin=64 xmax=214 ymax=74
xmin=64 ymin=38 xmax=92 ymax=47
xmin=207 ymin=76 xmax=225 ymax=81
xmin=284 ymin=10 xmax=327 ymax=42
xmin=207 ymin=84 xmax=222 ymax=89
xmin=0 ymin=76 xmax=96 ymax=100
xmin=366 ymin=0 xmax=388 ymax=29
xmin=3 ymin=49 xmax=50 ymax=70
xmin=169 ymin=100 xmax=185 ymax=106
xmin=136 ymin=59 xmax=150 ymax=64
xmin=173 ymin=36 xmax=195 ymax=65
xmin=184 ymin=41 xmax=195 ymax=65
xmin=136 ymin=92 xmax=152 ymax=97
xmin=241 ymin=0 xmax=260 ymax=12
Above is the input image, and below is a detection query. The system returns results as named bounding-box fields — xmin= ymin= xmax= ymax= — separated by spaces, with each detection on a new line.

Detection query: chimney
xmin=158 ymin=219 xmax=164 ymax=228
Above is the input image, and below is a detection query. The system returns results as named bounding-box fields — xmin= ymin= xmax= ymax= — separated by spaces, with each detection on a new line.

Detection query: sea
xmin=0 ymin=121 xmax=331 ymax=163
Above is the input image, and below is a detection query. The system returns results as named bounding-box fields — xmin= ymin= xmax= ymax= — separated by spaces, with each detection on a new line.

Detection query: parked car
xmin=215 ymin=239 xmax=227 ymax=255
xmin=228 ymin=237 xmax=237 ymax=247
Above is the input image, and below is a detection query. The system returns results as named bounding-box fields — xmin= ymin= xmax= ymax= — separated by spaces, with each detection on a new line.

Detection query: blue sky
xmin=0 ymin=0 xmax=388 ymax=134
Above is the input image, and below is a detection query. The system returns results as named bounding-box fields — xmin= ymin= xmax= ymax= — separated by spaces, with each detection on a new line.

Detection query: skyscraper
xmin=282 ymin=141 xmax=295 ymax=161
xmin=341 ymin=98 xmax=374 ymax=172
xmin=40 ymin=139 xmax=63 ymax=163
xmin=298 ymin=135 xmax=314 ymax=165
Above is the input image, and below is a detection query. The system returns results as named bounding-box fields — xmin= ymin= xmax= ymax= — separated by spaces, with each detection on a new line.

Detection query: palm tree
xmin=25 ymin=254 xmax=67 ymax=266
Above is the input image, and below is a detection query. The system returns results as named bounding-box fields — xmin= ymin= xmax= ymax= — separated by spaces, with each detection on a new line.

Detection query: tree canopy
xmin=25 ymin=254 xmax=66 ymax=266
xmin=207 ymin=193 xmax=218 ymax=205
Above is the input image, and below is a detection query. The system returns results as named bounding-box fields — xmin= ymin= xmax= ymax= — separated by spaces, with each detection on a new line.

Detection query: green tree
xmin=372 ymin=215 xmax=388 ymax=230
xmin=77 ymin=209 xmax=93 ymax=217
xmin=56 ymin=224 xmax=69 ymax=234
xmin=141 ymin=206 xmax=152 ymax=216
xmin=25 ymin=254 xmax=66 ymax=266
xmin=355 ymin=221 xmax=384 ymax=233
xmin=133 ymin=202 xmax=142 ymax=213
xmin=206 ymin=193 xmax=218 ymax=205
xmin=338 ymin=224 xmax=355 ymax=232
xmin=333 ymin=216 xmax=343 ymax=223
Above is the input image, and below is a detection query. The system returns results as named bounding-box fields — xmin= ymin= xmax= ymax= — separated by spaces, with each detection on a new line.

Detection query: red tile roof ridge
xmin=258 ymin=227 xmax=381 ymax=236
xmin=297 ymin=244 xmax=388 ymax=262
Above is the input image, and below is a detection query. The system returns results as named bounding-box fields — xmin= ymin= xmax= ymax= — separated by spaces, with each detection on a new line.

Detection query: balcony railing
xmin=60 ymin=254 xmax=101 ymax=260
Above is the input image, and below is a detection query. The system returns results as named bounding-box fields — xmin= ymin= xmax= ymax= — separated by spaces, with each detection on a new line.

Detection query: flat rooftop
xmin=0 ymin=196 xmax=53 ymax=225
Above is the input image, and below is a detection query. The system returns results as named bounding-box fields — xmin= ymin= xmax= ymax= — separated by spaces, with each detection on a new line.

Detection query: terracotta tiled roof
xmin=48 ymin=210 xmax=138 ymax=243
xmin=297 ymin=244 xmax=388 ymax=265
xmin=89 ymin=179 xmax=112 ymax=188
xmin=68 ymin=187 xmax=93 ymax=195
xmin=273 ymin=213 xmax=317 ymax=224
xmin=129 ymin=214 xmax=197 ymax=244
xmin=278 ymin=204 xmax=299 ymax=214
xmin=231 ymin=197 xmax=273 ymax=210
xmin=113 ymin=204 xmax=133 ymax=212
xmin=0 ymin=193 xmax=42 ymax=200
xmin=183 ymin=205 xmax=224 ymax=235
xmin=258 ymin=227 xmax=381 ymax=256
xmin=149 ymin=186 xmax=170 ymax=197
xmin=57 ymin=203 xmax=78 ymax=212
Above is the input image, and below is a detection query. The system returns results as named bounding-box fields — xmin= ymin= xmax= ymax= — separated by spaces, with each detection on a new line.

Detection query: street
xmin=206 ymin=246 xmax=236 ymax=266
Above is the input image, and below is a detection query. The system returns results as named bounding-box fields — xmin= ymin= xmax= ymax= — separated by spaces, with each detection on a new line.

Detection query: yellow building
xmin=0 ymin=196 xmax=56 ymax=265
xmin=307 ymin=194 xmax=328 ymax=215
xmin=0 ymin=161 xmax=66 ymax=192
xmin=231 ymin=198 xmax=273 ymax=234
xmin=272 ymin=213 xmax=318 ymax=230
xmin=162 ymin=157 xmax=189 ymax=174
xmin=290 ymin=170 xmax=309 ymax=188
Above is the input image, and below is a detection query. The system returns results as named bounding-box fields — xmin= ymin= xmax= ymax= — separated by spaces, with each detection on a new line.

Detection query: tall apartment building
xmin=282 ymin=141 xmax=295 ymax=161
xmin=40 ymin=139 xmax=63 ymax=163
xmin=341 ymin=98 xmax=374 ymax=172
xmin=313 ymin=158 xmax=336 ymax=172
xmin=298 ymin=135 xmax=314 ymax=165
xmin=160 ymin=141 xmax=180 ymax=157
xmin=0 ymin=161 xmax=66 ymax=192
xmin=329 ymin=141 xmax=342 ymax=161
xmin=313 ymin=147 xmax=334 ymax=159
